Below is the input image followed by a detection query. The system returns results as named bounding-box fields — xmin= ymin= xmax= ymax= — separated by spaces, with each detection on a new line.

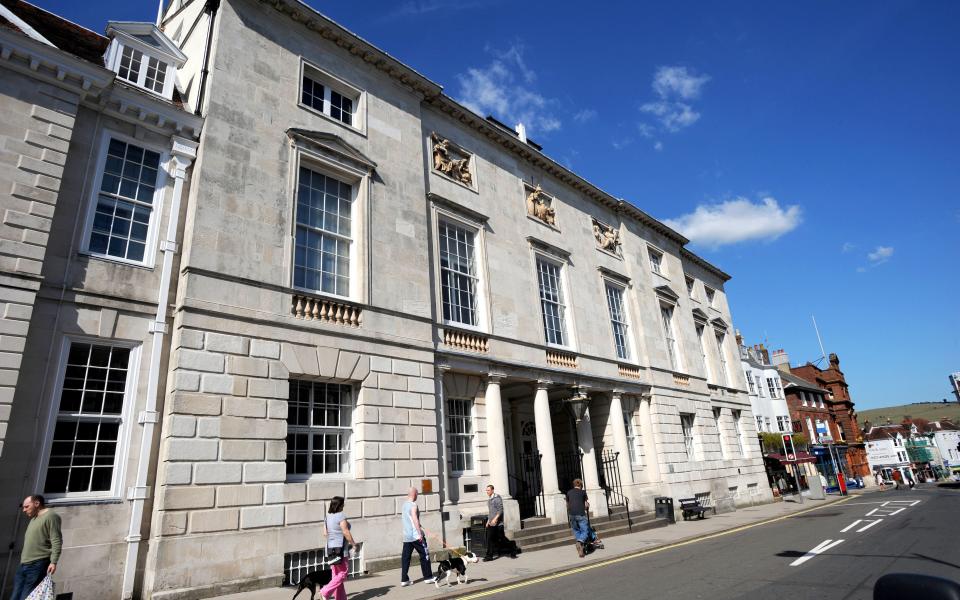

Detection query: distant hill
xmin=858 ymin=402 xmax=960 ymax=427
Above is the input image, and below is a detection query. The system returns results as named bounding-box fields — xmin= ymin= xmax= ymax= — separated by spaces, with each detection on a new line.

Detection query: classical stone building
xmin=0 ymin=0 xmax=770 ymax=598
xmin=0 ymin=2 xmax=201 ymax=598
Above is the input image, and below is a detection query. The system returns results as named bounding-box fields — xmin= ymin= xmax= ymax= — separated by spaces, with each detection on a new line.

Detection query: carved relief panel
xmin=524 ymin=183 xmax=557 ymax=227
xmin=430 ymin=132 xmax=473 ymax=187
xmin=592 ymin=218 xmax=622 ymax=256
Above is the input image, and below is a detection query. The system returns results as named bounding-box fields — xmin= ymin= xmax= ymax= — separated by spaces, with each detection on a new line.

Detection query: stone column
xmin=609 ymin=392 xmax=635 ymax=485
xmin=577 ymin=401 xmax=608 ymax=517
xmin=534 ymin=381 xmax=567 ymax=522
xmin=638 ymin=393 xmax=662 ymax=484
xmin=484 ymin=373 xmax=510 ymax=497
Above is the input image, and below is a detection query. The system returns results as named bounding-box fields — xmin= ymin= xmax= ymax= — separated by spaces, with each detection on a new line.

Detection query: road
xmin=483 ymin=486 xmax=960 ymax=599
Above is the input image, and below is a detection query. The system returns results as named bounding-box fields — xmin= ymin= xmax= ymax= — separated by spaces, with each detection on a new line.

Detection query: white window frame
xmin=286 ymin=380 xmax=356 ymax=481
xmin=80 ymin=129 xmax=169 ymax=268
xmin=435 ymin=212 xmax=488 ymax=332
xmin=713 ymin=407 xmax=727 ymax=459
xmin=535 ymin=253 xmax=576 ymax=350
xmin=447 ymin=397 xmax=476 ymax=475
xmin=299 ymin=59 xmax=367 ymax=134
xmin=746 ymin=371 xmax=755 ymax=394
xmin=105 ymin=41 xmax=176 ymax=99
xmin=756 ymin=415 xmax=764 ymax=432
xmin=603 ymin=279 xmax=634 ymax=362
xmin=757 ymin=376 xmax=765 ymax=397
xmin=290 ymin=151 xmax=365 ymax=302
xmin=696 ymin=323 xmax=712 ymax=382
xmin=732 ymin=409 xmax=745 ymax=456
xmin=36 ymin=337 xmax=141 ymax=502
xmin=704 ymin=286 xmax=716 ymax=307
xmin=766 ymin=377 xmax=778 ymax=398
xmin=660 ymin=302 xmax=682 ymax=372
xmin=648 ymin=246 xmax=665 ymax=277
xmin=777 ymin=415 xmax=788 ymax=432
xmin=623 ymin=408 xmax=640 ymax=466
xmin=680 ymin=412 xmax=696 ymax=461
xmin=714 ymin=329 xmax=730 ymax=386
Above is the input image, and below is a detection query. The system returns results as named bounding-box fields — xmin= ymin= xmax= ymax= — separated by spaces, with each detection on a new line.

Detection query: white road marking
xmin=790 ymin=539 xmax=845 ymax=566
xmin=886 ymin=500 xmax=920 ymax=506
xmin=857 ymin=519 xmax=883 ymax=532
xmin=840 ymin=520 xmax=862 ymax=533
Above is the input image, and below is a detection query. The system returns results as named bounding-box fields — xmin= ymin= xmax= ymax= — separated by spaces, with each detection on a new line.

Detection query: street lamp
xmin=564 ymin=391 xmax=590 ymax=423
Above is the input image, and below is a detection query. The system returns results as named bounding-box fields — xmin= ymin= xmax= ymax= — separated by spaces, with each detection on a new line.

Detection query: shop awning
xmin=765 ymin=451 xmax=818 ymax=464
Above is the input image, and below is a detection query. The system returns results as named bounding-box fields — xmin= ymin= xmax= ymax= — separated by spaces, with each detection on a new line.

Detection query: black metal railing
xmin=556 ymin=450 xmax=584 ymax=494
xmin=515 ymin=453 xmax=546 ymax=519
xmin=598 ymin=450 xmax=631 ymax=529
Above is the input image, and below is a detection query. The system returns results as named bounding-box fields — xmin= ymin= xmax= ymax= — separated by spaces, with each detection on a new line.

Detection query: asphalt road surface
xmin=487 ymin=486 xmax=960 ymax=599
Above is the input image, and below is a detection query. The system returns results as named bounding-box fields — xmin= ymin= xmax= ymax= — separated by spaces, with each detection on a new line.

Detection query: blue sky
xmin=37 ymin=0 xmax=959 ymax=410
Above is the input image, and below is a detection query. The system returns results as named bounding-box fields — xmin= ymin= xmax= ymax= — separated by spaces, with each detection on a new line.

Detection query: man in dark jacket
xmin=483 ymin=485 xmax=516 ymax=560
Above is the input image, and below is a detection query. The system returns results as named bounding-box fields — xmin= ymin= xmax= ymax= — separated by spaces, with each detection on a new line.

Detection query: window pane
xmin=439 ymin=221 xmax=479 ymax=326
xmin=91 ymin=139 xmax=160 ymax=261
xmin=286 ymin=381 xmax=353 ymax=477
xmin=537 ymin=259 xmax=566 ymax=346
xmin=294 ymin=168 xmax=352 ymax=296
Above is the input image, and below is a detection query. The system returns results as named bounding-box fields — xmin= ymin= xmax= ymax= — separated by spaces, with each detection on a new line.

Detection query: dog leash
xmin=420 ymin=528 xmax=468 ymax=558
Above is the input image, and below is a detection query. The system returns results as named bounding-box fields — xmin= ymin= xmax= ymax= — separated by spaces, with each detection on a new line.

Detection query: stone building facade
xmin=0 ymin=0 xmax=771 ymax=598
xmin=0 ymin=3 xmax=201 ymax=599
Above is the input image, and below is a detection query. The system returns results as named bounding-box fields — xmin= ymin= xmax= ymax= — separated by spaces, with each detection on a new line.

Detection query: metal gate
xmin=598 ymin=450 xmax=627 ymax=508
xmin=515 ymin=453 xmax=545 ymax=519
xmin=556 ymin=450 xmax=584 ymax=494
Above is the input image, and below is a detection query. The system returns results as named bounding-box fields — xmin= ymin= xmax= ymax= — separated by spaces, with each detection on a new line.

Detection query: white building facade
xmin=864 ymin=426 xmax=911 ymax=480
xmin=926 ymin=420 xmax=960 ymax=476
xmin=739 ymin=342 xmax=790 ymax=434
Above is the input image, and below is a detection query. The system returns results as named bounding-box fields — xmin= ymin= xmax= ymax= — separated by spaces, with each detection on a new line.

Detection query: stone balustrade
xmin=291 ymin=294 xmax=362 ymax=327
xmin=441 ymin=328 xmax=489 ymax=353
xmin=545 ymin=349 xmax=578 ymax=369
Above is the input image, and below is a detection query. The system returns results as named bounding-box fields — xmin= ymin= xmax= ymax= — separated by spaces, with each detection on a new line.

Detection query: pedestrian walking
xmin=11 ymin=495 xmax=61 ymax=600
xmin=319 ymin=496 xmax=357 ymax=600
xmin=566 ymin=479 xmax=590 ymax=557
xmin=875 ymin=471 xmax=886 ymax=490
xmin=482 ymin=485 xmax=516 ymax=561
xmin=776 ymin=476 xmax=787 ymax=496
xmin=400 ymin=488 xmax=434 ymax=587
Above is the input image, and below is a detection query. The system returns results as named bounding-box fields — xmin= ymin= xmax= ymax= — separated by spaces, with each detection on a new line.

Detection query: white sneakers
xmin=401 ymin=578 xmax=435 ymax=587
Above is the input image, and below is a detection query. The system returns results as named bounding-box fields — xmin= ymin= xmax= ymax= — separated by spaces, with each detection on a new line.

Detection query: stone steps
xmin=510 ymin=507 xmax=667 ymax=553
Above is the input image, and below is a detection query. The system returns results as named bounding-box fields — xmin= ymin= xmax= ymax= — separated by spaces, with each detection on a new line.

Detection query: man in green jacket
xmin=11 ymin=495 xmax=61 ymax=600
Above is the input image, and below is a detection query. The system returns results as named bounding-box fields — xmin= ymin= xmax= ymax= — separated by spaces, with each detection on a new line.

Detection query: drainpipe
xmin=120 ymin=137 xmax=197 ymax=600
xmin=193 ymin=0 xmax=220 ymax=116
xmin=435 ymin=365 xmax=451 ymax=547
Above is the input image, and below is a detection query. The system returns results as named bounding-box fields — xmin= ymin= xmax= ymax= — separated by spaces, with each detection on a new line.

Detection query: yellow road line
xmin=456 ymin=495 xmax=856 ymax=599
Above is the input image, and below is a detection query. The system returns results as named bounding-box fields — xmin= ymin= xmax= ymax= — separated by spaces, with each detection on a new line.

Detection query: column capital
xmin=487 ymin=371 xmax=507 ymax=384
xmin=436 ymin=362 xmax=453 ymax=373
xmin=535 ymin=379 xmax=553 ymax=390
xmin=640 ymin=392 xmax=653 ymax=403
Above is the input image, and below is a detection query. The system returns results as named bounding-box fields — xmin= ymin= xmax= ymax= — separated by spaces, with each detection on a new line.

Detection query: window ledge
xmin=78 ymin=250 xmax=156 ymax=271
xmin=46 ymin=496 xmax=124 ymax=507
xmin=651 ymin=270 xmax=670 ymax=282
xmin=298 ymin=101 xmax=367 ymax=137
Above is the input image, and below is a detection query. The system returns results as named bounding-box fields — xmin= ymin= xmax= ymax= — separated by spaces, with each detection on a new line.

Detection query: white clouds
xmin=652 ymin=66 xmax=711 ymax=100
xmin=640 ymin=66 xmax=710 ymax=135
xmin=841 ymin=242 xmax=856 ymax=253
xmin=383 ymin=0 xmax=489 ymax=19
xmin=664 ymin=197 xmax=802 ymax=248
xmin=573 ymin=108 xmax=598 ymax=123
xmin=456 ymin=44 xmax=561 ymax=136
xmin=867 ymin=246 xmax=894 ymax=263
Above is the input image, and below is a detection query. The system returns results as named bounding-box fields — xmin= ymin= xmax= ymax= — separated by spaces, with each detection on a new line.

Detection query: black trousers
xmin=485 ymin=524 xmax=508 ymax=558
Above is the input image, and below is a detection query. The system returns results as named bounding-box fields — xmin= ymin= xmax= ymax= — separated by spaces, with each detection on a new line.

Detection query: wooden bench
xmin=678 ymin=498 xmax=709 ymax=521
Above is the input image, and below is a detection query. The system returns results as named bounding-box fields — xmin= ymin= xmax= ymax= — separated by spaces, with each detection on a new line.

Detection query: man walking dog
xmin=399 ymin=488 xmax=434 ymax=586
xmin=11 ymin=495 xmax=61 ymax=600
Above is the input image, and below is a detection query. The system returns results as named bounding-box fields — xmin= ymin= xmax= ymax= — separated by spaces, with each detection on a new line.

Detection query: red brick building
xmin=791 ymin=353 xmax=870 ymax=478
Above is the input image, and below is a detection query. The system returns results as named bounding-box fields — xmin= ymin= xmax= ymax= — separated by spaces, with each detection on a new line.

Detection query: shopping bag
xmin=25 ymin=575 xmax=55 ymax=600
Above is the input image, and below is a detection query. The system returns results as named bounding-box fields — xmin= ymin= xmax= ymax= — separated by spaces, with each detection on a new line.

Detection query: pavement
xmin=213 ymin=489 xmax=874 ymax=600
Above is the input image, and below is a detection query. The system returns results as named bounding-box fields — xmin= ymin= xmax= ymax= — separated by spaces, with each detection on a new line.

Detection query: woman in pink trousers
xmin=319 ymin=496 xmax=357 ymax=600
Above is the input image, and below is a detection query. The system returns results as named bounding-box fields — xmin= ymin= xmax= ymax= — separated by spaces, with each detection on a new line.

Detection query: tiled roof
xmin=1 ymin=0 xmax=108 ymax=64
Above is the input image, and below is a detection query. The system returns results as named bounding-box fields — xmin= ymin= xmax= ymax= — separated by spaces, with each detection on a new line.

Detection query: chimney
xmin=771 ymin=348 xmax=790 ymax=372
xmin=515 ymin=122 xmax=527 ymax=144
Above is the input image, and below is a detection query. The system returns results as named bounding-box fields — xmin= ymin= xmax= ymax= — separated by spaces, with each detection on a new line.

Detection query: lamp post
xmin=564 ymin=391 xmax=590 ymax=423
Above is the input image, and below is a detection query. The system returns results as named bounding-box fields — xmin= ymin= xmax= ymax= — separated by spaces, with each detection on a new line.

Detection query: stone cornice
xmin=681 ymin=248 xmax=731 ymax=282
xmin=0 ymin=28 xmax=112 ymax=96
xmin=95 ymin=84 xmax=203 ymax=138
xmin=0 ymin=29 xmax=202 ymax=139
